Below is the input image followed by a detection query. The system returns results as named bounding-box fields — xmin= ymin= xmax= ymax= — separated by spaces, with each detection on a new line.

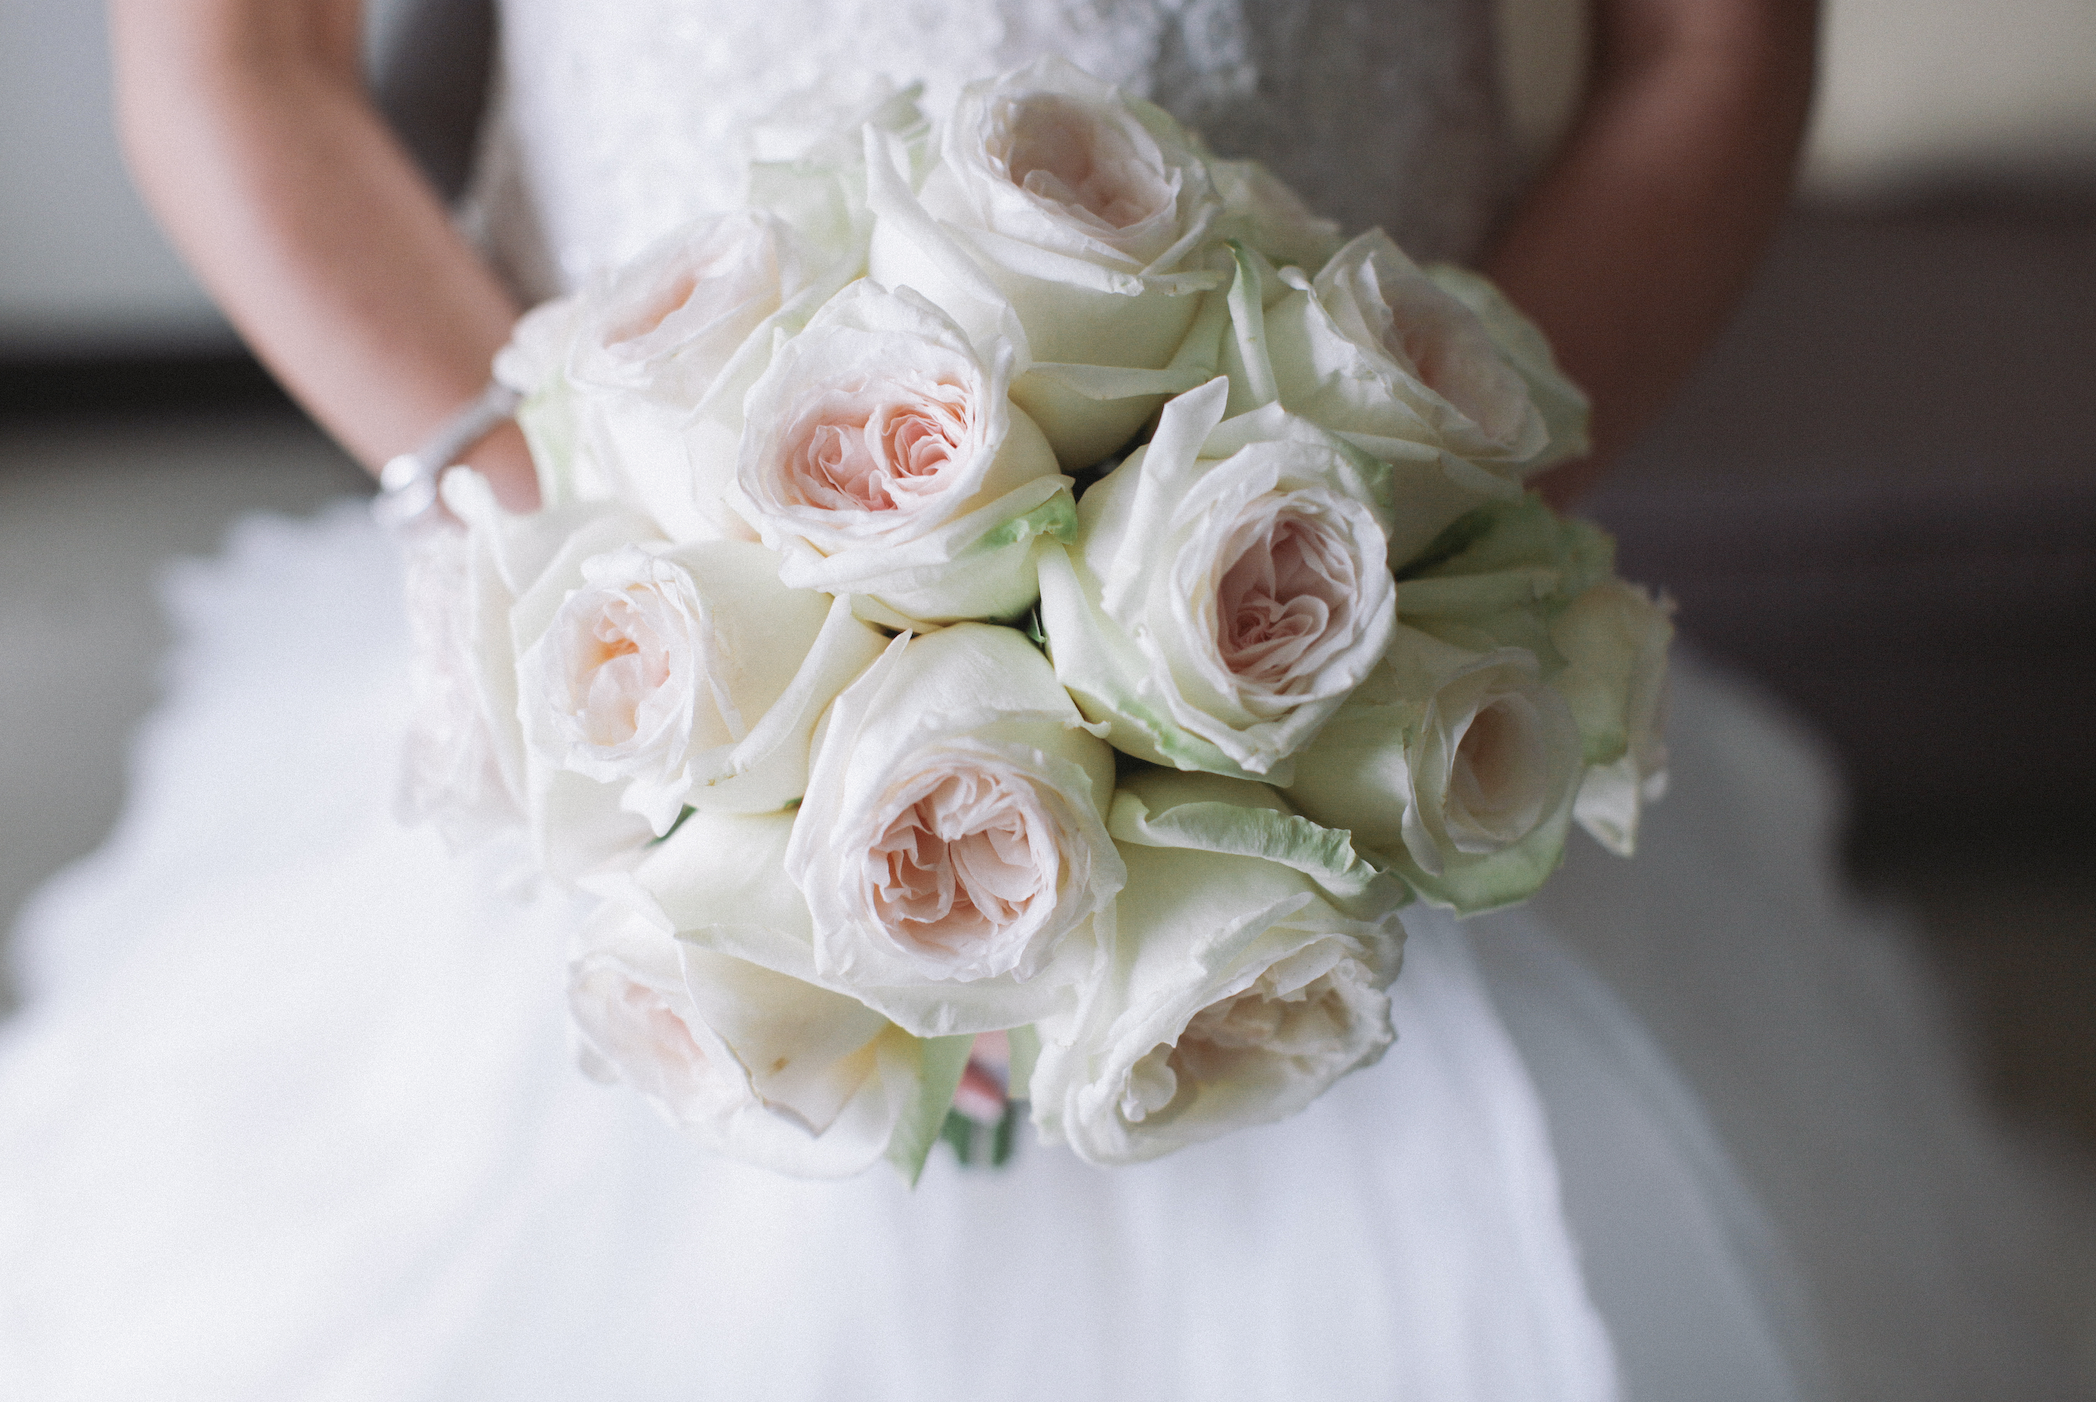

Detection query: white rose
xmin=1294 ymin=495 xmax=1665 ymax=905
xmin=1548 ymin=580 xmax=1674 ymax=856
xmin=744 ymin=78 xmax=930 ymax=230
xmin=1221 ymin=233 xmax=1582 ymax=566
xmin=733 ymin=279 xmax=1074 ymax=626
xmin=1037 ymin=378 xmax=1398 ymax=782
xmin=1390 ymin=496 xmax=1613 ymax=644
xmin=594 ymin=813 xmax=989 ymax=1183
xmin=568 ymin=902 xmax=941 ymax=1179
xmin=440 ymin=471 xmax=659 ymax=879
xmin=866 ymin=57 xmax=1227 ymax=468
xmin=611 ymin=627 xmax=1120 ymax=1039
xmin=494 ymin=208 xmax=864 ymax=541
xmin=516 ymin=538 xmax=887 ymax=834
xmin=1029 ymin=769 xmax=1408 ymax=1166
xmin=1282 ymin=232 xmax=1551 ymax=462
xmin=395 ymin=521 xmax=523 ymax=851
xmin=1425 ymin=262 xmax=1592 ymax=475
xmin=1205 ymin=155 xmax=1344 ymax=272
xmin=1287 ymin=626 xmax=1585 ymax=914
xmin=494 ymin=293 xmax=612 ymax=511
xmin=570 ymin=210 xmax=858 ymax=541
xmin=784 ymin=623 xmax=1124 ymax=1035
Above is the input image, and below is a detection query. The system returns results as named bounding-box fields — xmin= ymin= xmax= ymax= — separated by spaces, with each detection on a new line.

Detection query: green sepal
xmin=1224 ymin=240 xmax=1279 ymax=410
xmin=968 ymin=489 xmax=1080 ymax=555
xmin=515 ymin=380 xmax=583 ymax=509
xmin=886 ymin=1033 xmax=976 ymax=1187
xmin=1393 ymin=800 xmax=1576 ymax=916
xmin=939 ymin=1102 xmax=1023 ymax=1169
xmin=1006 ymin=1023 xmax=1043 ymax=1101
xmin=648 ymin=806 xmax=698 ymax=847
xmin=1394 ymin=507 xmax=1500 ymax=582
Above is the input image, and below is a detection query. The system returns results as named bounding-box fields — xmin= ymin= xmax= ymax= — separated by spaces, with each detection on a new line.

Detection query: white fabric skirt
xmin=0 ymin=503 xmax=2078 ymax=1401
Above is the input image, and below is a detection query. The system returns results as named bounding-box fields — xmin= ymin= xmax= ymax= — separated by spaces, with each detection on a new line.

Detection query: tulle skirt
xmin=0 ymin=502 xmax=2079 ymax=1400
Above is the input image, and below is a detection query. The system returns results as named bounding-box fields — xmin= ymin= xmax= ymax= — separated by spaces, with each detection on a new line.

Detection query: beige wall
xmin=0 ymin=0 xmax=227 ymax=352
xmin=0 ymin=0 xmax=422 ymax=355
xmin=1500 ymin=0 xmax=2096 ymax=192
xmin=1808 ymin=0 xmax=2096 ymax=191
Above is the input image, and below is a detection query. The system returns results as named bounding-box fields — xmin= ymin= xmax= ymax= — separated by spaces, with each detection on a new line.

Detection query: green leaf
xmin=991 ymin=1103 xmax=1019 ymax=1167
xmin=1396 ymin=802 xmax=1576 ymax=915
xmin=967 ymin=490 xmax=1080 ymax=554
xmin=885 ymin=1034 xmax=976 ymax=1187
xmin=1394 ymin=504 xmax=1499 ymax=581
xmin=939 ymin=1109 xmax=976 ymax=1166
xmin=1006 ymin=1023 xmax=1042 ymax=1101
xmin=937 ymin=1102 xmax=1024 ymax=1170
xmin=1225 ymin=240 xmax=1279 ymax=409
xmin=1108 ymin=769 xmax=1409 ymax=918
xmin=648 ymin=806 xmax=699 ymax=847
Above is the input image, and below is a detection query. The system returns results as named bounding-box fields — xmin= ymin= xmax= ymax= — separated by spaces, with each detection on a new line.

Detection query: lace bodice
xmin=469 ymin=0 xmax=1511 ymax=302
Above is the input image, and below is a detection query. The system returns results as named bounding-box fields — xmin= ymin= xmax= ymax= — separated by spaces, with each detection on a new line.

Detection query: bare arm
xmin=1487 ymin=0 xmax=1820 ymax=504
xmin=109 ymin=0 xmax=539 ymax=508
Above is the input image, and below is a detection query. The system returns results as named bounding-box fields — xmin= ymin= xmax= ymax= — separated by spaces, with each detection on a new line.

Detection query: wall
xmin=0 ymin=0 xmax=228 ymax=354
xmin=4 ymin=0 xmax=2093 ymax=356
xmin=0 ymin=0 xmax=431 ymax=357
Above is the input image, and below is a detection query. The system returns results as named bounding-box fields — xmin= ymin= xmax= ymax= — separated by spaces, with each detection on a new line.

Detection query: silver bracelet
xmin=372 ymin=380 xmax=524 ymax=533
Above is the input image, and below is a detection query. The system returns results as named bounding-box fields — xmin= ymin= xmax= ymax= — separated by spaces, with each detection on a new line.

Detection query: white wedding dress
xmin=1 ymin=4 xmax=2083 ymax=1399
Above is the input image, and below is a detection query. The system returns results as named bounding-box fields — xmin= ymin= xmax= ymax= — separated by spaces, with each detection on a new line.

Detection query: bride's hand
xmin=108 ymin=0 xmax=540 ymax=509
xmin=1485 ymin=0 xmax=1819 ymax=507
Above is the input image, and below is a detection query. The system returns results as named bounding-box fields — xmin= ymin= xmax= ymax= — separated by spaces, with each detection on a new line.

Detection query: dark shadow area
xmin=1585 ymin=194 xmax=2096 ymax=1150
xmin=0 ymin=352 xmax=292 ymax=423
xmin=367 ymin=0 xmax=498 ymax=203
xmin=1590 ymin=197 xmax=2096 ymax=842
xmin=1850 ymin=821 xmax=2096 ymax=1158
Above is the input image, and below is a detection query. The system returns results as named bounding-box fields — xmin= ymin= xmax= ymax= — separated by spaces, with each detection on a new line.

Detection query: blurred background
xmin=1 ymin=0 xmax=2091 ymax=1164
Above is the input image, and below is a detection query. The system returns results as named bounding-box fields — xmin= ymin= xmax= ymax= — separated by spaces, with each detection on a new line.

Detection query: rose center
xmin=575 ymin=601 xmax=674 ymax=747
xmin=997 ymin=94 xmax=1170 ymax=232
xmin=868 ymin=771 xmax=1051 ymax=960
xmin=1379 ymin=279 xmax=1529 ymax=448
xmin=1446 ymin=694 xmax=1548 ymax=848
xmin=793 ymin=377 xmax=971 ymax=515
xmin=1121 ymin=974 xmax=1354 ymax=1123
xmin=1215 ymin=514 xmax=1355 ymax=688
xmin=607 ymin=271 xmax=699 ymax=347
xmin=1180 ymin=974 xmax=1351 ymax=1077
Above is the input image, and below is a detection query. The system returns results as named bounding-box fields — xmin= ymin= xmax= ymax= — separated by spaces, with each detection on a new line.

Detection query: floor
xmin=0 ymin=397 xmax=368 ymax=997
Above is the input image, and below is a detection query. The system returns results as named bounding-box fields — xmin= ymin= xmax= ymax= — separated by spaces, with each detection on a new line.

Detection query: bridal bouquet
xmin=402 ymin=60 xmax=1672 ymax=1181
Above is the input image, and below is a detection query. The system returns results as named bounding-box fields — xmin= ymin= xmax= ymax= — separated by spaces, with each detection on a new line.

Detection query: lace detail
xmin=467 ymin=0 xmax=1509 ymax=303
